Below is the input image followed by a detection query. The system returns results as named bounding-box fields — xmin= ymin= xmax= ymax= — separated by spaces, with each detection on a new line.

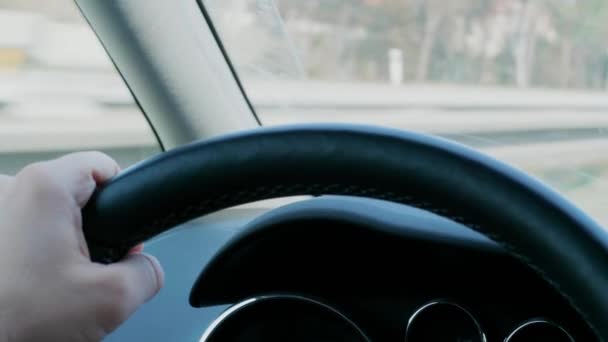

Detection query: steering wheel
xmin=82 ymin=124 xmax=608 ymax=340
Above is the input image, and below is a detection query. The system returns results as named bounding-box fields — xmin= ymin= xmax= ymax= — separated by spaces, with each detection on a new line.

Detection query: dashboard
xmin=107 ymin=196 xmax=596 ymax=341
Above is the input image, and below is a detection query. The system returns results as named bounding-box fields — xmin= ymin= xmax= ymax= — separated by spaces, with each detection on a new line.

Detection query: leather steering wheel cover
xmin=82 ymin=124 xmax=608 ymax=339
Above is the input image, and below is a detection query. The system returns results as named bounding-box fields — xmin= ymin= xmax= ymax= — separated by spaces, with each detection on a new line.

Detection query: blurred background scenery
xmin=3 ymin=0 xmax=608 ymax=224
xmin=0 ymin=0 xmax=158 ymax=173
xmin=211 ymin=0 xmax=608 ymax=88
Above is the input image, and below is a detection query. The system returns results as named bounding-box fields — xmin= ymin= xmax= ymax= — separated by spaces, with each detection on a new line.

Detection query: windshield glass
xmin=204 ymin=0 xmax=608 ymax=225
xmin=0 ymin=1 xmax=159 ymax=174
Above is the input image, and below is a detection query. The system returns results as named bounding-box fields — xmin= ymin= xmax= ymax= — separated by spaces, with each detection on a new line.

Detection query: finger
xmin=46 ymin=152 xmax=121 ymax=207
xmin=129 ymin=243 xmax=145 ymax=254
xmin=13 ymin=152 xmax=120 ymax=259
xmin=102 ymin=253 xmax=164 ymax=319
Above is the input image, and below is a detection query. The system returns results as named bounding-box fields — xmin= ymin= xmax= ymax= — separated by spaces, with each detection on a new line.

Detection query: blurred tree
xmin=510 ymin=0 xmax=557 ymax=88
xmin=412 ymin=0 xmax=473 ymax=81
xmin=271 ymin=0 xmax=608 ymax=90
xmin=542 ymin=0 xmax=608 ymax=88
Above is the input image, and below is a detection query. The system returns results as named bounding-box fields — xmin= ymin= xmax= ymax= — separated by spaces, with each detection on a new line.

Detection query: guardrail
xmin=2 ymin=71 xmax=608 ymax=223
xmin=2 ymin=70 xmax=608 ymax=161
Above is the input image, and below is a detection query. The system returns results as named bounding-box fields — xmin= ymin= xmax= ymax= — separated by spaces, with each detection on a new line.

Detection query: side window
xmin=0 ymin=2 xmax=159 ymax=175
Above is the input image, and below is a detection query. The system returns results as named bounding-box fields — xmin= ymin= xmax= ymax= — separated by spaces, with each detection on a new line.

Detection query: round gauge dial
xmin=405 ymin=301 xmax=486 ymax=342
xmin=505 ymin=319 xmax=573 ymax=342
xmin=200 ymin=295 xmax=370 ymax=342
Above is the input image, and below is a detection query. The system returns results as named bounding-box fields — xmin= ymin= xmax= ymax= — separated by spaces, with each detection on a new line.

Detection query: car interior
xmin=3 ymin=0 xmax=608 ymax=341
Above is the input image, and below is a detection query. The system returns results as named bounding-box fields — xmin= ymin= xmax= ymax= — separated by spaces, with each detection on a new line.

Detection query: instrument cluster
xmin=200 ymin=295 xmax=574 ymax=342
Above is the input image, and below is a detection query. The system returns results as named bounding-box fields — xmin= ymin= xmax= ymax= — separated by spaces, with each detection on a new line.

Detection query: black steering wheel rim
xmin=82 ymin=124 xmax=608 ymax=340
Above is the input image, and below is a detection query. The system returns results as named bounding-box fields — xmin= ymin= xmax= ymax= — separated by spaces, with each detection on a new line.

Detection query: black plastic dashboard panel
xmin=191 ymin=196 xmax=595 ymax=341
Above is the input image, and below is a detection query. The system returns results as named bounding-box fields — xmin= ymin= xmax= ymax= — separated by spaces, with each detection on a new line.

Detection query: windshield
xmin=204 ymin=0 xmax=608 ymax=225
xmin=0 ymin=1 xmax=159 ymax=174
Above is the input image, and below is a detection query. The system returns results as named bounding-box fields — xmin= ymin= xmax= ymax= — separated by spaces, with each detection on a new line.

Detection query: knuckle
xmin=74 ymin=151 xmax=118 ymax=168
xmin=17 ymin=163 xmax=64 ymax=198
xmin=19 ymin=162 xmax=49 ymax=181
xmin=96 ymin=272 xmax=133 ymax=324
xmin=100 ymin=271 xmax=132 ymax=304
xmin=85 ymin=151 xmax=110 ymax=159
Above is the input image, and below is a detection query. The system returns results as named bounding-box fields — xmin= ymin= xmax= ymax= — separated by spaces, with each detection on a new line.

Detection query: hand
xmin=0 ymin=152 xmax=164 ymax=341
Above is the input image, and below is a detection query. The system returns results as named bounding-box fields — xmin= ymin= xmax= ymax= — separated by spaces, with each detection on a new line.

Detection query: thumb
xmin=99 ymin=253 xmax=164 ymax=325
